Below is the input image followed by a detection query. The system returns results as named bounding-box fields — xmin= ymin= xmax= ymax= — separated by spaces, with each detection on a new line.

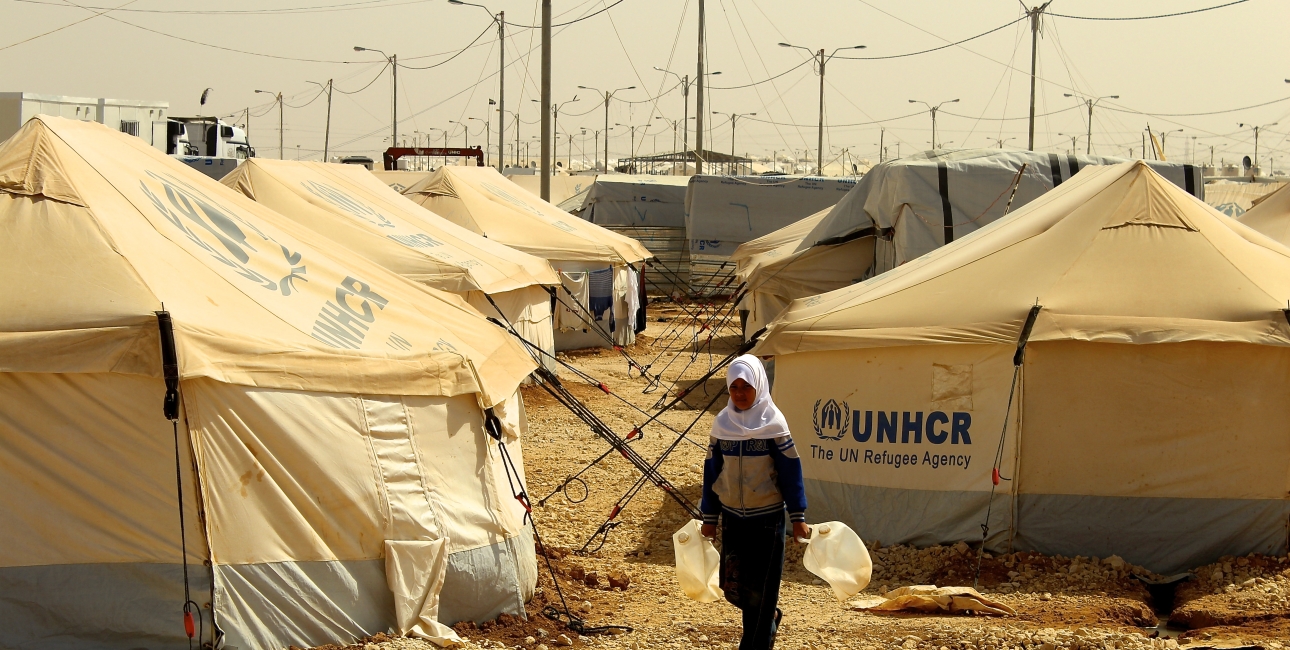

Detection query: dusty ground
xmin=318 ymin=302 xmax=1290 ymax=650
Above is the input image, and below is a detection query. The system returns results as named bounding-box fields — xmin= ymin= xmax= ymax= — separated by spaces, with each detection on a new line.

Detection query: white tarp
xmin=571 ymin=174 xmax=689 ymax=227
xmin=684 ymin=174 xmax=856 ymax=246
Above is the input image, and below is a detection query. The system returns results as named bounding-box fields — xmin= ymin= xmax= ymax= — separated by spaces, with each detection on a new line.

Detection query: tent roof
xmin=403 ymin=166 xmax=651 ymax=263
xmin=221 ymin=159 xmax=557 ymax=295
xmin=1238 ymin=183 xmax=1290 ymax=247
xmin=0 ymin=116 xmax=534 ymax=406
xmin=732 ymin=206 xmax=833 ymax=264
xmin=755 ymin=161 xmax=1290 ymax=356
xmin=371 ymin=170 xmax=432 ymax=193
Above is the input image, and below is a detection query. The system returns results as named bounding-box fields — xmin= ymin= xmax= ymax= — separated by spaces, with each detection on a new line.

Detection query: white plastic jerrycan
xmin=801 ymin=521 xmax=872 ymax=602
xmin=672 ymin=519 xmax=721 ymax=603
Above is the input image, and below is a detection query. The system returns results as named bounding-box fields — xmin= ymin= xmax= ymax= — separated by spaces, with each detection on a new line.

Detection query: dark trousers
xmin=719 ymin=510 xmax=785 ymax=650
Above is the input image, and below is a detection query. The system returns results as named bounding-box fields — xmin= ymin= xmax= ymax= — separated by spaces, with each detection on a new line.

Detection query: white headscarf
xmin=710 ymin=355 xmax=791 ymax=441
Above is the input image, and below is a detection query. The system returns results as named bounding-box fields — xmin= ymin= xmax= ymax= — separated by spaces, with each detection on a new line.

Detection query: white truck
xmin=167 ymin=117 xmax=254 ymax=180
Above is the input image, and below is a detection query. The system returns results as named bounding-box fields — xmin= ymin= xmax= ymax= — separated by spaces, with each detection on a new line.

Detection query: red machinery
xmin=383 ymin=146 xmax=484 ymax=170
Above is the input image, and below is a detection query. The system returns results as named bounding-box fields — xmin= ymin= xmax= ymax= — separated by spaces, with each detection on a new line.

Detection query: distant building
xmin=0 ymin=92 xmax=169 ymax=150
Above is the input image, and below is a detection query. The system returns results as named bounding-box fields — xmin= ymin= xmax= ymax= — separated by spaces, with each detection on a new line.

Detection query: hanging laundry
xmin=626 ymin=267 xmax=641 ymax=335
xmin=636 ymin=266 xmax=648 ymax=334
xmin=556 ymin=271 xmax=589 ymax=332
xmin=588 ymin=267 xmax=614 ymax=321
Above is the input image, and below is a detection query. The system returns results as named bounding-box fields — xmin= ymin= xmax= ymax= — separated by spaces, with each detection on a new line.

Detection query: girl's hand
xmin=701 ymin=523 xmax=717 ymax=539
xmin=793 ymin=521 xmax=810 ymax=543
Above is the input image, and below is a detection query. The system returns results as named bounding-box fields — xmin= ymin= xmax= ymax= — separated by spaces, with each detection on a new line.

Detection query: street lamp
xmin=1239 ymin=122 xmax=1279 ymax=169
xmin=616 ymin=122 xmax=653 ymax=173
xmin=1158 ymin=128 xmax=1183 ymax=161
xmin=779 ymin=42 xmax=866 ymax=174
xmin=713 ymin=111 xmax=757 ymax=174
xmin=534 ymin=95 xmax=579 ymax=171
xmin=578 ymin=84 xmax=634 ymax=171
xmin=1063 ymin=93 xmax=1118 ymax=154
xmin=254 ymin=89 xmax=283 ymax=159
xmin=990 ymin=137 xmax=1016 ymax=149
xmin=353 ymin=46 xmax=398 ymax=156
xmin=449 ymin=0 xmax=506 ymax=171
xmin=908 ymin=98 xmax=959 ymax=150
xmin=654 ymin=67 xmax=720 ymax=174
xmin=1057 ymin=132 xmax=1083 ymax=154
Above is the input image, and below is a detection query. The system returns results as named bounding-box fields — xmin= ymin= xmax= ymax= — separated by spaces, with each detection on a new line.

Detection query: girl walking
xmin=700 ymin=355 xmax=808 ymax=650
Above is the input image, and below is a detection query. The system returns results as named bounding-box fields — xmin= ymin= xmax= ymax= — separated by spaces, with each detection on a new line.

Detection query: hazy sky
xmin=5 ymin=0 xmax=1289 ymax=169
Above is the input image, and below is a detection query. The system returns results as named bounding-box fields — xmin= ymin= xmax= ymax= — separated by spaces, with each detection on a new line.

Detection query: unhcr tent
xmin=567 ymin=174 xmax=690 ymax=295
xmin=739 ymin=150 xmax=1206 ymax=337
xmin=1205 ymin=179 xmax=1285 ymax=217
xmin=755 ymin=161 xmax=1290 ymax=574
xmin=503 ymin=172 xmax=590 ymax=205
xmin=0 ymin=117 xmax=538 ymax=650
xmin=404 ymin=166 xmax=651 ymax=349
xmin=221 ymin=159 xmax=559 ymax=368
xmin=684 ymin=174 xmax=854 ymax=295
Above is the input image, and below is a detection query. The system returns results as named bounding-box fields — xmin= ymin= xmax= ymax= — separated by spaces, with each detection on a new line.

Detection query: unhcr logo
xmin=812 ymin=399 xmax=850 ymax=441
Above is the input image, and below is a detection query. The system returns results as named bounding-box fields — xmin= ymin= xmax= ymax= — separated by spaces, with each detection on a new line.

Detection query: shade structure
xmin=684 ymin=174 xmax=854 ymax=295
xmin=755 ymin=161 xmax=1290 ymax=574
xmin=221 ymin=159 xmax=559 ymax=368
xmin=1237 ymin=182 xmax=1290 ymax=246
xmin=0 ymin=116 xmax=538 ymax=650
xmin=404 ymin=166 xmax=651 ymax=349
xmin=737 ymin=150 xmax=1206 ymax=339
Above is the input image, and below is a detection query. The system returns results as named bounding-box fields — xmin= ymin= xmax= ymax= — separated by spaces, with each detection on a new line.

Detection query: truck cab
xmin=166 ymin=117 xmax=254 ymax=159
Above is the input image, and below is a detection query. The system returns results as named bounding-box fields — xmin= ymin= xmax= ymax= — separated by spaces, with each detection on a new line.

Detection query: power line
xmin=1048 ymin=0 xmax=1251 ymax=21
xmin=12 ymin=0 xmax=434 ymax=15
xmin=707 ymin=59 xmax=812 ymax=90
xmin=395 ymin=22 xmax=493 ymax=70
xmin=503 ymin=0 xmax=627 ymax=29
xmin=1 ymin=0 xmax=137 ymax=52
xmin=1101 ymin=95 xmax=1290 ymax=118
xmin=333 ymin=63 xmax=391 ymax=94
xmin=835 ymin=15 xmax=1027 ymax=60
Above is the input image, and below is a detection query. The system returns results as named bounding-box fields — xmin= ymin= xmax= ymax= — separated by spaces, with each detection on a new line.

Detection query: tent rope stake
xmin=974 ymin=303 xmax=1042 ymax=589
xmin=156 ymin=311 xmax=201 ymax=648
xmin=483 ymin=410 xmax=633 ymax=637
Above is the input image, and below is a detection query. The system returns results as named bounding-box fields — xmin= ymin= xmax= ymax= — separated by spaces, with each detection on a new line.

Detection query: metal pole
xmin=604 ymin=92 xmax=610 ymax=172
xmin=1026 ymin=4 xmax=1047 ymax=150
xmin=277 ymin=92 xmax=283 ymax=160
xmin=540 ymin=0 xmax=551 ymax=200
xmin=695 ymin=0 xmax=705 ymax=174
xmin=498 ymin=10 xmax=505 ymax=171
xmin=515 ymin=112 xmax=520 ymax=167
xmin=682 ymin=75 xmax=689 ymax=174
xmin=879 ymin=127 xmax=884 ymax=162
xmin=485 ymin=119 xmax=491 ymax=167
xmin=931 ymin=107 xmax=937 ymax=149
xmin=392 ymin=54 xmax=398 ymax=148
xmin=323 ymin=80 xmax=332 ymax=161
xmin=1085 ymin=100 xmax=1093 ymax=155
xmin=816 ymin=48 xmax=825 ymax=175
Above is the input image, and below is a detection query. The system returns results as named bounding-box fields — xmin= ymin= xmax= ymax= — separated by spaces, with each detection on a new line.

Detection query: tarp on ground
xmin=1236 ymin=182 xmax=1290 ymax=247
xmin=569 ymin=174 xmax=689 ymax=227
xmin=755 ymin=161 xmax=1290 ymax=574
xmin=0 ymin=116 xmax=538 ymax=650
xmin=1205 ymin=179 xmax=1286 ymax=217
xmin=737 ymin=150 xmax=1206 ymax=332
xmin=403 ymin=166 xmax=651 ymax=264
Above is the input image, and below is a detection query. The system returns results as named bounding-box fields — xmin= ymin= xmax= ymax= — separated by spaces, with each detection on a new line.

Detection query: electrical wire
xmin=503 ymin=0 xmax=626 ymax=29
xmin=14 ymin=0 xmax=433 ymax=14
xmin=835 ymin=15 xmax=1027 ymax=60
xmin=283 ymin=89 xmax=325 ymax=109
xmin=333 ymin=62 xmax=391 ymax=94
xmin=1 ymin=0 xmax=137 ymax=51
xmin=396 ymin=23 xmax=493 ymax=70
xmin=707 ymin=59 xmax=812 ymax=90
xmin=1048 ymin=0 xmax=1251 ymax=21
xmin=1102 ymin=96 xmax=1290 ymax=118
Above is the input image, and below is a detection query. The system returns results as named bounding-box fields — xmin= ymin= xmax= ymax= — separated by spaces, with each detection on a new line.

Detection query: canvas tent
xmin=221 ymin=158 xmax=559 ymax=369
xmin=373 ymin=169 xmax=433 ymax=193
xmin=503 ymin=171 xmax=590 ymax=205
xmin=567 ymin=174 xmax=691 ymax=295
xmin=684 ymin=174 xmax=855 ymax=295
xmin=1204 ymin=179 xmax=1285 ymax=217
xmin=738 ymin=150 xmax=1206 ymax=338
xmin=403 ymin=166 xmax=652 ymax=349
xmin=0 ymin=116 xmax=539 ymax=650
xmin=755 ymin=161 xmax=1290 ymax=574
xmin=1238 ymin=182 xmax=1290 ymax=245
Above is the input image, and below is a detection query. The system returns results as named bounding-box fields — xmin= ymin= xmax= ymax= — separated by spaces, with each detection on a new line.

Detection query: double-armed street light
xmin=778 ymin=42 xmax=866 ymax=174
xmin=908 ymin=98 xmax=959 ymax=150
xmin=578 ymin=84 xmax=634 ymax=171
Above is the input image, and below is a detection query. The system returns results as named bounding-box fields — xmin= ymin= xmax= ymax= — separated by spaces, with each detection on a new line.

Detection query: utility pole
xmin=539 ymin=0 xmax=552 ymax=199
xmin=879 ymin=127 xmax=885 ymax=162
xmin=354 ymin=46 xmax=398 ymax=159
xmin=1239 ymin=122 xmax=1279 ymax=169
xmin=307 ymin=80 xmax=333 ymax=161
xmin=1024 ymin=2 xmax=1050 ymax=150
xmin=695 ymin=0 xmax=706 ymax=174
xmin=616 ymin=122 xmax=647 ymax=173
xmin=715 ymin=112 xmax=756 ymax=169
xmin=450 ymin=2 xmax=505 ymax=171
xmin=1064 ymin=93 xmax=1118 ymax=155
xmin=578 ymin=85 xmax=633 ymax=172
xmin=780 ymin=42 xmax=866 ymax=174
xmin=909 ymin=98 xmax=958 ymax=150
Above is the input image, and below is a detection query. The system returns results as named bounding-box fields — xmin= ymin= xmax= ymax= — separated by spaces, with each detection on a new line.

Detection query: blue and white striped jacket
xmin=700 ymin=434 xmax=807 ymax=525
